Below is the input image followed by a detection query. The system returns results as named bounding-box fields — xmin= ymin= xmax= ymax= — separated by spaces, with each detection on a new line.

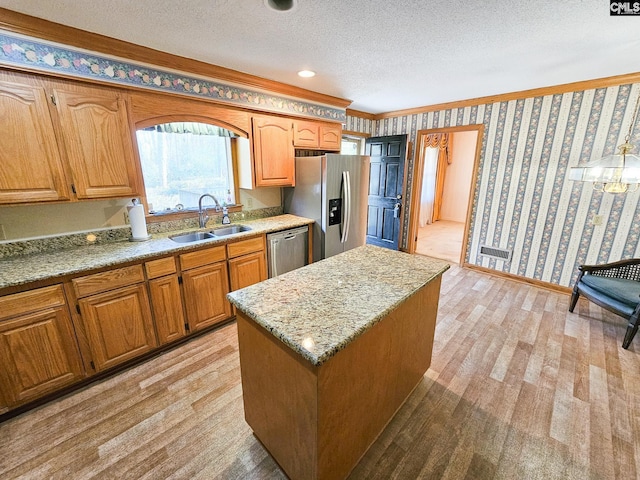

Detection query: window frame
xmin=134 ymin=116 xmax=247 ymax=221
xmin=341 ymin=132 xmax=369 ymax=155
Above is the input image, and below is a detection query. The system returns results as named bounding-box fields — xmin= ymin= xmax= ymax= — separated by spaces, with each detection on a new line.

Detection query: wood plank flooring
xmin=1 ymin=264 xmax=638 ymax=479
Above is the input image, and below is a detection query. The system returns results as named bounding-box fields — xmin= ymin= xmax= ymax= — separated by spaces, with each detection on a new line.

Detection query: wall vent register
xmin=479 ymin=245 xmax=513 ymax=262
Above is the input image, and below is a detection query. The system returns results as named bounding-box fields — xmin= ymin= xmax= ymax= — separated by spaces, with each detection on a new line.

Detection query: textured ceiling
xmin=1 ymin=0 xmax=639 ymax=114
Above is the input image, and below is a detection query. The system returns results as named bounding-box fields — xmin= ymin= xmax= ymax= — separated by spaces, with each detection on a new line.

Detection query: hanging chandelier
xmin=569 ymin=88 xmax=640 ymax=193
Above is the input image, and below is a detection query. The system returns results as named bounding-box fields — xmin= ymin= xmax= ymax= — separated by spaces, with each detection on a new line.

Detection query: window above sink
xmin=136 ymin=121 xmax=248 ymax=215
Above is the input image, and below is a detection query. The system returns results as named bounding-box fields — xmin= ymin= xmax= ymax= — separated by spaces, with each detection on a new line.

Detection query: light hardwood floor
xmin=1 ymin=265 xmax=639 ymax=479
xmin=416 ymin=220 xmax=465 ymax=264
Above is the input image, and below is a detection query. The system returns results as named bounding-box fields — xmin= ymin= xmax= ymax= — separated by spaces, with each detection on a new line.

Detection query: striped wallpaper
xmin=346 ymin=83 xmax=640 ymax=288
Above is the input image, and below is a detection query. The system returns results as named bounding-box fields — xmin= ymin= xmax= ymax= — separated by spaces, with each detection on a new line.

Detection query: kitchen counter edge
xmin=0 ymin=214 xmax=313 ymax=290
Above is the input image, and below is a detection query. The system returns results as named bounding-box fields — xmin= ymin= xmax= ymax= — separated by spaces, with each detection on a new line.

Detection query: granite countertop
xmin=0 ymin=214 xmax=313 ymax=290
xmin=227 ymin=245 xmax=450 ymax=366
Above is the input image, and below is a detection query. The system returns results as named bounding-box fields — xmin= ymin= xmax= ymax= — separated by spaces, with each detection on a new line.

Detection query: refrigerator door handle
xmin=340 ymin=171 xmax=348 ymax=243
xmin=343 ymin=171 xmax=352 ymax=243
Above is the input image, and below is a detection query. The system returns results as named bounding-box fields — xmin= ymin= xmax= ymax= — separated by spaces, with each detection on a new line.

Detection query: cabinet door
xmin=149 ymin=275 xmax=187 ymax=345
xmin=182 ymin=262 xmax=232 ymax=331
xmin=0 ymin=77 xmax=70 ymax=203
xmin=319 ymin=123 xmax=342 ymax=150
xmin=293 ymin=120 xmax=320 ymax=148
xmin=53 ymin=86 xmax=141 ymax=199
xmin=79 ymin=284 xmax=157 ymax=371
xmin=252 ymin=115 xmax=295 ymax=187
xmin=0 ymin=307 xmax=84 ymax=406
xmin=229 ymin=251 xmax=267 ymax=292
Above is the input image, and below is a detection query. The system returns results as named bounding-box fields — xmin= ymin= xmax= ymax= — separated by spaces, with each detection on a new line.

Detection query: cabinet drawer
xmin=227 ymin=236 xmax=265 ymax=258
xmin=179 ymin=245 xmax=226 ymax=270
xmin=73 ymin=264 xmax=145 ymax=298
xmin=0 ymin=285 xmax=66 ymax=321
xmin=145 ymin=257 xmax=177 ymax=279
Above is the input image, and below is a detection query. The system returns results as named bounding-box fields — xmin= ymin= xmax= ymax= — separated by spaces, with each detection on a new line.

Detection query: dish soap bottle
xmin=222 ymin=206 xmax=231 ymax=224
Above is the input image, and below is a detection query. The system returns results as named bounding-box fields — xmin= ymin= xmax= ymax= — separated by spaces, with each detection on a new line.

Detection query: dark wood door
xmin=365 ymin=135 xmax=407 ymax=250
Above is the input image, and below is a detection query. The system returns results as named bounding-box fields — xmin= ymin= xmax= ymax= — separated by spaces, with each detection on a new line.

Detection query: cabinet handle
xmin=50 ymin=95 xmax=56 ymax=105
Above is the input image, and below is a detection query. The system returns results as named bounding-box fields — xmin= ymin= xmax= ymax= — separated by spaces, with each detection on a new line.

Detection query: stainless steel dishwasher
xmin=266 ymin=226 xmax=309 ymax=278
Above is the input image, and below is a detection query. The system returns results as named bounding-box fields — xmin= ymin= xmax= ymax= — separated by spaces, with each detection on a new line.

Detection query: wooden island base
xmin=236 ymin=275 xmax=442 ymax=480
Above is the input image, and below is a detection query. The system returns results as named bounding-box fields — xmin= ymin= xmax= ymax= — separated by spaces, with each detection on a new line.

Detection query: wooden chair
xmin=569 ymin=258 xmax=640 ymax=349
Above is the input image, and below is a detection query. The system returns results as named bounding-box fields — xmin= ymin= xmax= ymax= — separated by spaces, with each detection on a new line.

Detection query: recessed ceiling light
xmin=264 ymin=0 xmax=297 ymax=12
xmin=298 ymin=70 xmax=316 ymax=78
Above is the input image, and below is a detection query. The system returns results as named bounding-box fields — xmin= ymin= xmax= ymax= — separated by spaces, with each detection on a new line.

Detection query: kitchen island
xmin=227 ymin=245 xmax=450 ymax=480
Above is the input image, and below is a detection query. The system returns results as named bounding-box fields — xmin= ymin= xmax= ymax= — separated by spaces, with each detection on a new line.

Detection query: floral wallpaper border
xmin=0 ymin=30 xmax=346 ymax=122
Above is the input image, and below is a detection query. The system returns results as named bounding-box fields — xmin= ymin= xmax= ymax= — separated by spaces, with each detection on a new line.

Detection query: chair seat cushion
xmin=580 ymin=275 xmax=640 ymax=307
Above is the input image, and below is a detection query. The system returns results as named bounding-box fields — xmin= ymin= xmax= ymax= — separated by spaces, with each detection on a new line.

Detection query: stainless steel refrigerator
xmin=284 ymin=154 xmax=370 ymax=263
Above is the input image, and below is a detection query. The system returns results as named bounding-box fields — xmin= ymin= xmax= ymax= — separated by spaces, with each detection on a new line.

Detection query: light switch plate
xmin=0 ymin=224 xmax=6 ymax=240
xmin=591 ymin=214 xmax=603 ymax=226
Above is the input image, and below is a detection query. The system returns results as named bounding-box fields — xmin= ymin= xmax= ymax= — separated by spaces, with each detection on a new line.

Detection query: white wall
xmin=239 ymin=187 xmax=281 ymax=211
xmin=440 ymin=131 xmax=477 ymax=223
xmin=0 ymin=199 xmax=130 ymax=241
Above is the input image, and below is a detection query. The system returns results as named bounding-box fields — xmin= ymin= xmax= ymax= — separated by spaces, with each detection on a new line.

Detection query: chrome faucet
xmin=198 ymin=194 xmax=221 ymax=228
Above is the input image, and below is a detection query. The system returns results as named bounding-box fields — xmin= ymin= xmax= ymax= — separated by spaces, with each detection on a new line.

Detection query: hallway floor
xmin=416 ymin=220 xmax=465 ymax=263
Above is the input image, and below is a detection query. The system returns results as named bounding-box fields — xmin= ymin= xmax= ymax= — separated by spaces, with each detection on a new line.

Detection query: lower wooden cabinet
xmin=227 ymin=236 xmax=268 ymax=292
xmin=229 ymin=251 xmax=267 ymax=291
xmin=78 ymin=283 xmax=157 ymax=372
xmin=146 ymin=257 xmax=187 ymax=345
xmin=0 ymin=232 xmax=276 ymax=414
xmin=0 ymin=285 xmax=84 ymax=408
xmin=149 ymin=275 xmax=187 ymax=344
xmin=182 ymin=262 xmax=231 ymax=332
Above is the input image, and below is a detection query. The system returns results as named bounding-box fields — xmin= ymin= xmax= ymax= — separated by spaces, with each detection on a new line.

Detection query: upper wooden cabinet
xmin=293 ymin=120 xmax=342 ymax=151
xmin=250 ymin=114 xmax=295 ymax=187
xmin=52 ymin=85 xmax=141 ymax=199
xmin=0 ymin=70 xmax=142 ymax=205
xmin=0 ymin=76 xmax=70 ymax=204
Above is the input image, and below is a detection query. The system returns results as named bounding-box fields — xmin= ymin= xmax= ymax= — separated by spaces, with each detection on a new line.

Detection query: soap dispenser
xmin=222 ymin=206 xmax=231 ymax=224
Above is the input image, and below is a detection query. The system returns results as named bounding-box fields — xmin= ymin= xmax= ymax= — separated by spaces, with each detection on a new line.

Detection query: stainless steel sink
xmin=211 ymin=225 xmax=251 ymax=236
xmin=169 ymin=225 xmax=251 ymax=243
xmin=169 ymin=231 xmax=215 ymax=243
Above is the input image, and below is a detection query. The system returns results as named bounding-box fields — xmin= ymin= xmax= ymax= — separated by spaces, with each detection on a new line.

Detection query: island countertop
xmin=227 ymin=245 xmax=450 ymax=366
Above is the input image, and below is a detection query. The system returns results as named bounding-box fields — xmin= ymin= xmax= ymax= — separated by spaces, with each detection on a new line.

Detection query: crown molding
xmin=345 ymin=108 xmax=376 ymax=120
xmin=374 ymin=71 xmax=640 ymax=120
xmin=0 ymin=7 xmax=351 ymax=110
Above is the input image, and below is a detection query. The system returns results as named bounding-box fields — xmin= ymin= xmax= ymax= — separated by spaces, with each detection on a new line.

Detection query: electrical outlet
xmin=591 ymin=214 xmax=603 ymax=226
xmin=247 ymin=197 xmax=253 ymax=209
xmin=124 ymin=211 xmax=129 ymax=224
xmin=0 ymin=224 xmax=5 ymax=240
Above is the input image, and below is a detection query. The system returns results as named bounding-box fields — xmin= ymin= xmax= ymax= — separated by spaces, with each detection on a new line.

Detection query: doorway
xmin=407 ymin=125 xmax=483 ymax=264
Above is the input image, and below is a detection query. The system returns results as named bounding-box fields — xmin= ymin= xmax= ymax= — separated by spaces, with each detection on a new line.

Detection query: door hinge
xmin=76 ymin=304 xmax=81 ymax=314
xmin=50 ymin=95 xmax=56 ymax=105
xmin=184 ymin=323 xmax=190 ymax=332
xmin=71 ymin=184 xmax=76 ymax=194
xmin=90 ymin=360 xmax=95 ymax=371
xmin=178 ymin=276 xmax=183 ymax=285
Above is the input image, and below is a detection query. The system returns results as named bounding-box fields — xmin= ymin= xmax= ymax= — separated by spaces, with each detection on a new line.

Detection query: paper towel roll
xmin=128 ymin=199 xmax=150 ymax=241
